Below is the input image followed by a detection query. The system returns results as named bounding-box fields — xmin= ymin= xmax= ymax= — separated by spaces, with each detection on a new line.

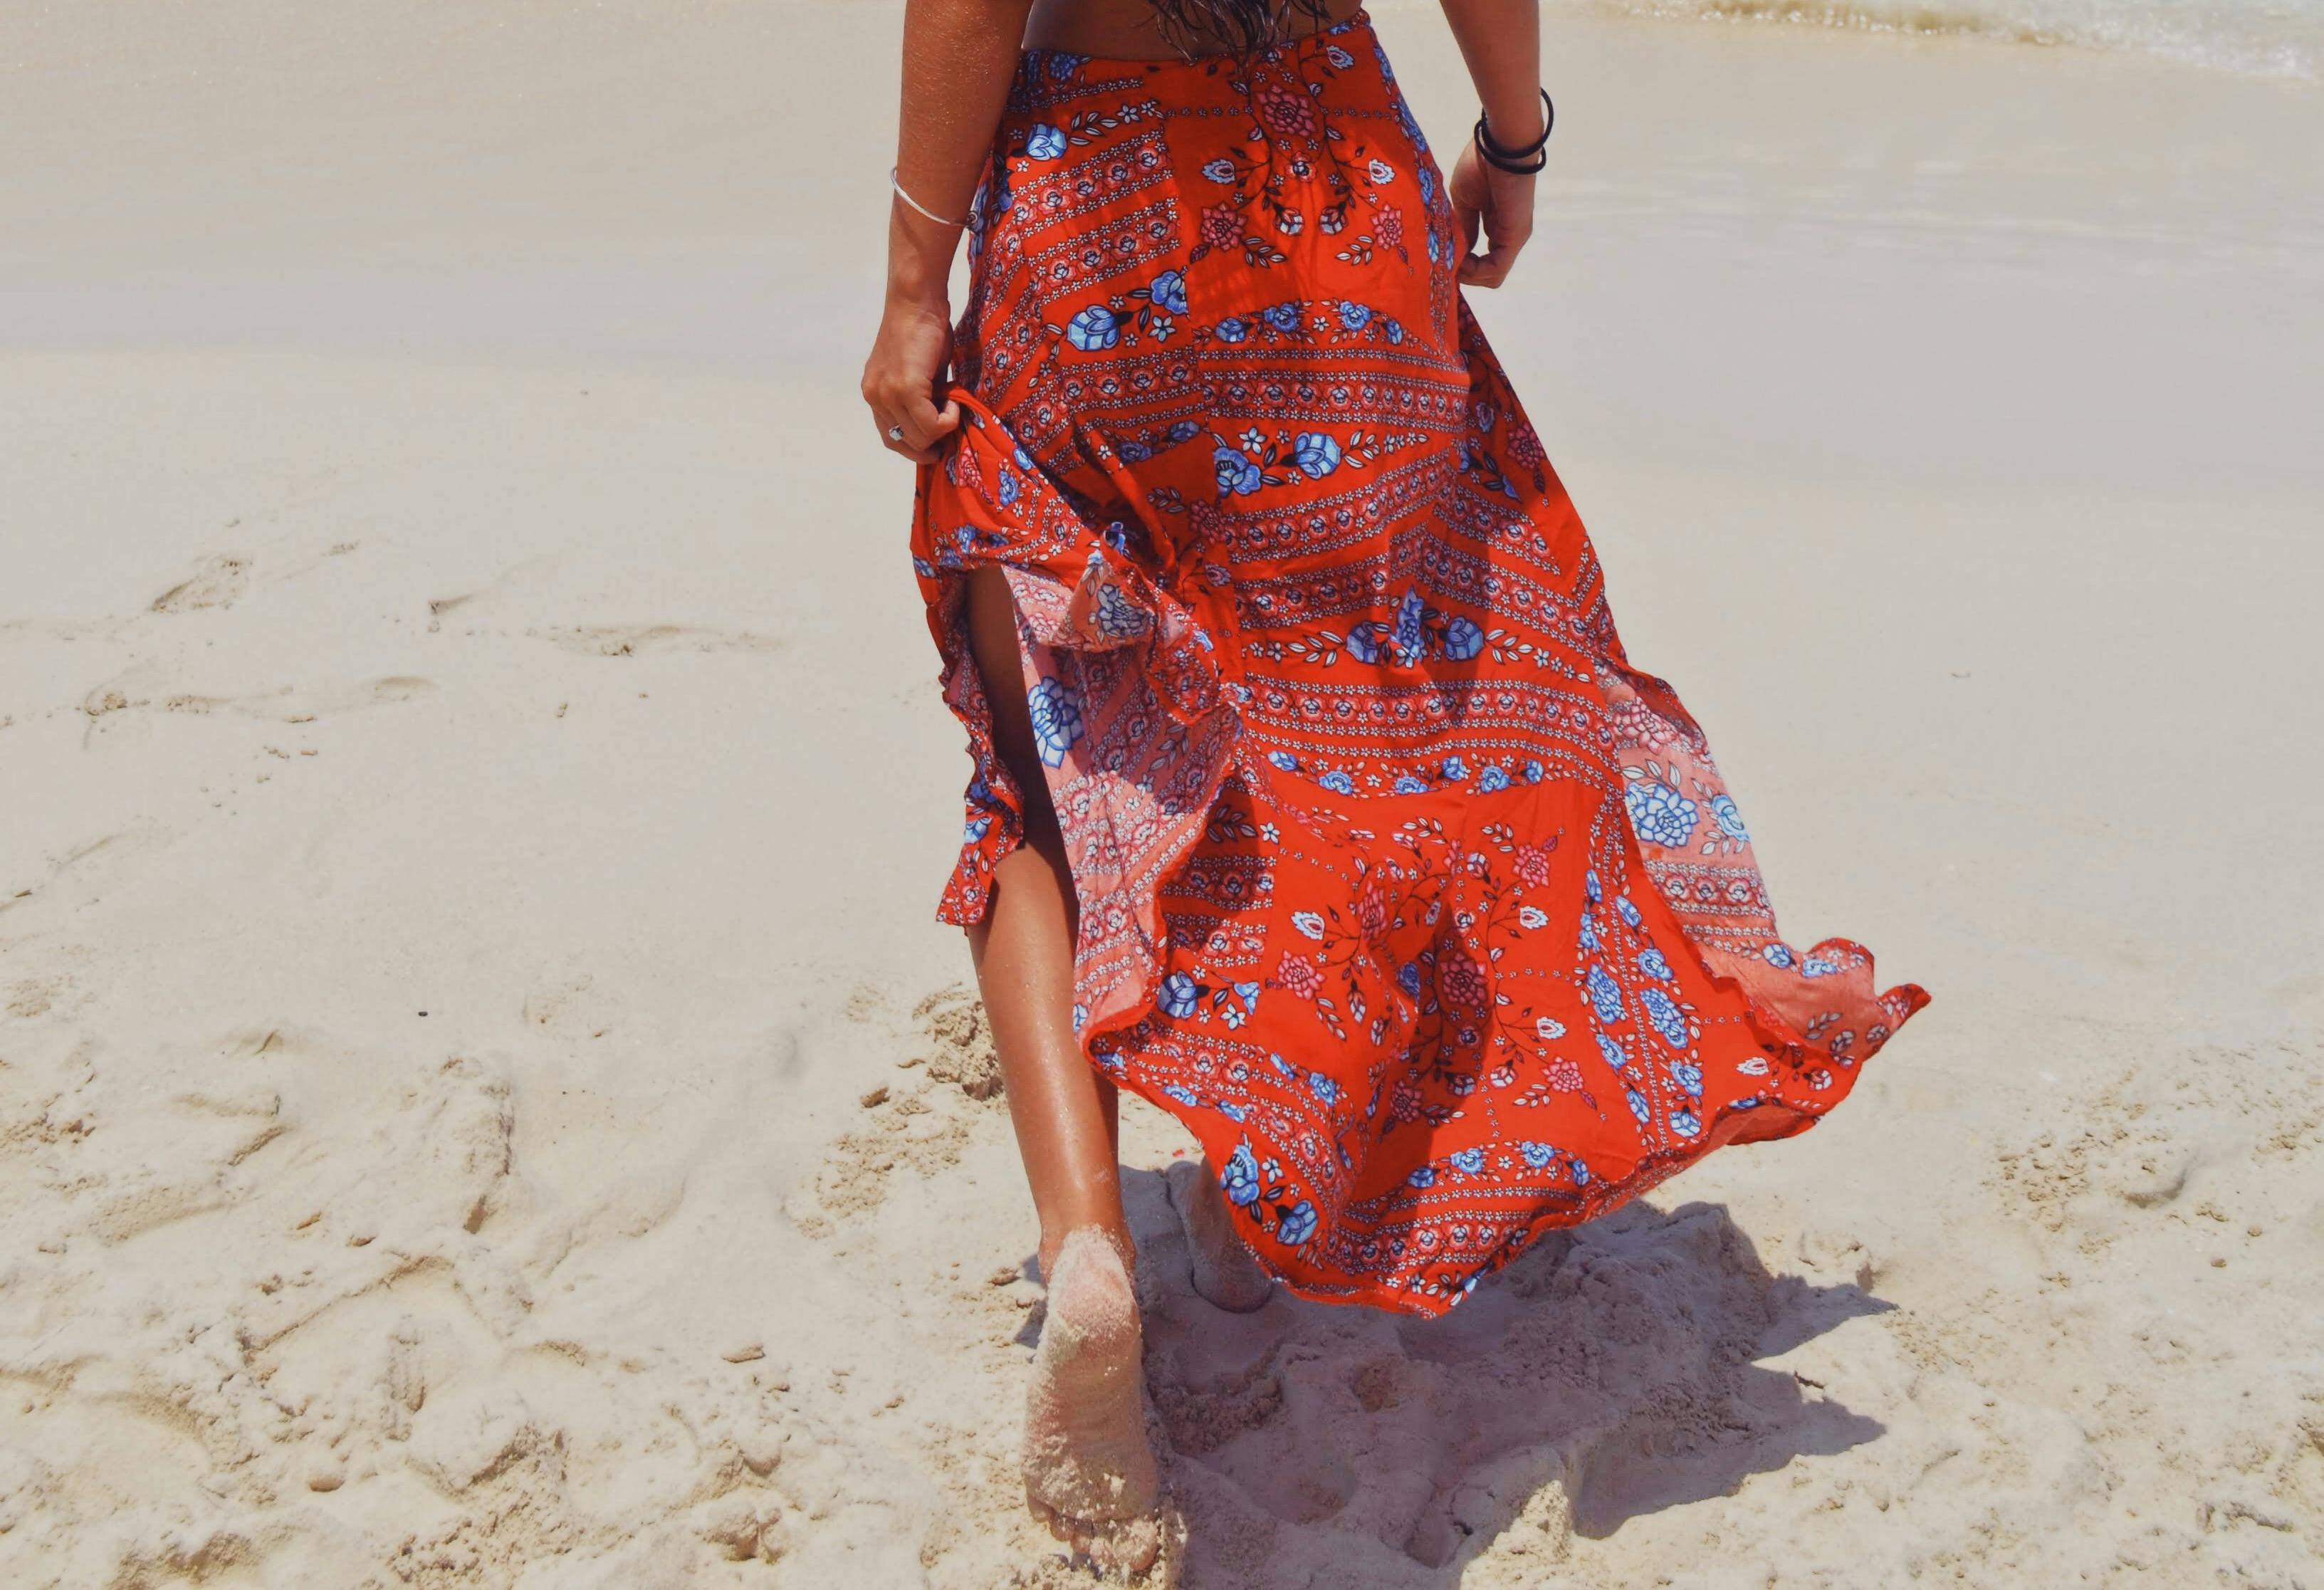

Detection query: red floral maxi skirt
xmin=909 ymin=14 xmax=1927 ymax=1315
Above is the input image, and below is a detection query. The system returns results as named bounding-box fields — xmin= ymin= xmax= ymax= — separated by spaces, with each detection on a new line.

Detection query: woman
xmin=862 ymin=0 xmax=1927 ymax=1571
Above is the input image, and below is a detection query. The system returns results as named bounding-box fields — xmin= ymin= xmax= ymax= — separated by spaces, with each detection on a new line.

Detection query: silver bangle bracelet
xmin=890 ymin=168 xmax=967 ymax=229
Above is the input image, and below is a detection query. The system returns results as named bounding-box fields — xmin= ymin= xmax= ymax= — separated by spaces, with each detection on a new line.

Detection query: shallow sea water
xmin=1566 ymin=0 xmax=2324 ymax=78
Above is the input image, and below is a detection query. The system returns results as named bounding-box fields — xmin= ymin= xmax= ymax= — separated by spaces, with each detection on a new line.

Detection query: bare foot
xmin=1023 ymin=1228 xmax=1164 ymax=1574
xmin=1165 ymin=1158 xmax=1275 ymax=1313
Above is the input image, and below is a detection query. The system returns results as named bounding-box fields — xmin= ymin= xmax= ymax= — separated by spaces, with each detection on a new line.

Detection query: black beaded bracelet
xmin=1473 ymin=88 xmax=1554 ymax=174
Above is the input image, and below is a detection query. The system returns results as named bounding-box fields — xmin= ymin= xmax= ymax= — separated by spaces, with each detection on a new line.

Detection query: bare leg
xmin=960 ymin=567 xmax=1160 ymax=1571
xmin=962 ymin=567 xmax=1130 ymax=1280
xmin=1165 ymin=1158 xmax=1276 ymax=1313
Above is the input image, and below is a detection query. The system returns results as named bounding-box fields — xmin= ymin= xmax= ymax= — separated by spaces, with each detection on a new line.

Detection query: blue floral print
xmin=1215 ymin=315 xmax=1250 ymax=343
xmin=1625 ymin=779 xmax=1699 ymax=848
xmin=1597 ymin=1031 xmax=1629 ymax=1072
xmin=1292 ymin=431 xmax=1343 ymax=478
xmin=1586 ymin=964 xmax=1626 ymax=1025
xmin=1338 ymin=300 xmax=1373 ymax=330
xmin=1477 ymin=764 xmax=1509 ymax=792
xmin=1394 ymin=95 xmax=1426 ymax=152
xmin=1092 ymin=580 xmax=1150 ymax=639
xmin=1448 ymin=1146 xmax=1486 ymax=1174
xmin=1148 ymin=268 xmax=1189 ymax=315
xmin=1066 ymin=305 xmax=1119 ymax=351
xmin=1442 ymin=614 xmax=1484 ymax=661
xmin=1638 ymin=946 xmax=1674 ymax=980
xmin=1025 ymin=122 xmax=1067 ymax=159
xmin=1711 ymin=793 xmax=1749 ymax=841
xmin=1027 ymin=676 xmax=1083 ymax=766
xmin=1640 ymin=986 xmax=1689 ymax=1048
xmin=1213 ymin=441 xmax=1265 ymax=496
xmin=1158 ymin=972 xmax=1200 ymax=1018
xmin=1277 ymin=1199 xmax=1319 ymax=1245
xmin=1393 ymin=587 xmax=1425 ymax=658
xmin=1220 ymin=1141 xmax=1262 ymax=1205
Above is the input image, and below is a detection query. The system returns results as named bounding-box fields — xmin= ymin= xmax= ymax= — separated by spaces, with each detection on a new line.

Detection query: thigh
xmin=963 ymin=567 xmax=1061 ymax=836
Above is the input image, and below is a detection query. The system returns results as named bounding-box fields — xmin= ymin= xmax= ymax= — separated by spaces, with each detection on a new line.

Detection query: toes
xmin=1089 ymin=1515 xmax=1163 ymax=1575
xmin=1028 ymin=1490 xmax=1165 ymax=1576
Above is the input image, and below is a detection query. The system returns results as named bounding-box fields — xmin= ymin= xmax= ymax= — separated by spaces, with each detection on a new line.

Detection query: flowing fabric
xmin=909 ymin=14 xmax=1927 ymax=1315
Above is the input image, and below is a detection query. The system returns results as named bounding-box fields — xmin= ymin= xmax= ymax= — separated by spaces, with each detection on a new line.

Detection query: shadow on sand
xmin=1034 ymin=1170 xmax=1893 ymax=1585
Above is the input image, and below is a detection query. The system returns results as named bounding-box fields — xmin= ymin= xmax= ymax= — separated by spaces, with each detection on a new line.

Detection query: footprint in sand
xmin=384 ymin=1317 xmax=426 ymax=1442
xmin=523 ymin=971 xmax=618 ymax=1041
xmin=1140 ymin=1200 xmax=1890 ymax=1577
xmin=803 ymin=987 xmax=1010 ymax=1226
xmin=912 ymin=984 xmax=1004 ymax=1101
xmin=6 ymin=975 xmax=68 ymax=1019
xmin=151 ymin=554 xmax=251 ymax=613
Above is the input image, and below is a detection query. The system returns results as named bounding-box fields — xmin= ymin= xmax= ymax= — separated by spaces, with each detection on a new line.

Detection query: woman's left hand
xmin=1448 ymin=138 xmax=1537 ymax=290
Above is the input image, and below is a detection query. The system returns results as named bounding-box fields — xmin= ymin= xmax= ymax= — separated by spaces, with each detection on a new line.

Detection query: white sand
xmin=4 ymin=1 xmax=2321 ymax=1584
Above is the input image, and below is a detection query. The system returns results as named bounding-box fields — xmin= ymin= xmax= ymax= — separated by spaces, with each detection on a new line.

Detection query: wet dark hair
xmin=1146 ymin=0 xmax=1339 ymax=57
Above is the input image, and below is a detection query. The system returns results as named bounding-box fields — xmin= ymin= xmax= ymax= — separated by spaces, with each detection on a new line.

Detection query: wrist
xmin=884 ymin=276 xmax=951 ymax=318
xmin=1473 ymin=88 xmax=1554 ymax=177
xmin=1480 ymin=90 xmax=1545 ymax=151
xmin=884 ymin=233 xmax=957 ymax=314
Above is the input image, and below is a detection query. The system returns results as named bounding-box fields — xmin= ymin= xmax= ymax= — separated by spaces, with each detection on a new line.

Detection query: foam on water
xmin=1566 ymin=0 xmax=2324 ymax=76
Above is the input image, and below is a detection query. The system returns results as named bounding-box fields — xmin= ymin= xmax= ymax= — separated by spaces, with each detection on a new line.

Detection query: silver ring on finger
xmin=886 ymin=424 xmax=906 ymax=444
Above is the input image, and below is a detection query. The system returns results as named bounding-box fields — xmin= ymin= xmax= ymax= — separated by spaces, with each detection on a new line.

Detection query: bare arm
xmin=1438 ymin=0 xmax=1544 ymax=288
xmin=862 ymin=0 xmax=1035 ymax=464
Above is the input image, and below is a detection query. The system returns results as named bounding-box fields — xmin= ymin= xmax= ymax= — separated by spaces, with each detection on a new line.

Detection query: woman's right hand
xmin=861 ymin=293 xmax=963 ymax=466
